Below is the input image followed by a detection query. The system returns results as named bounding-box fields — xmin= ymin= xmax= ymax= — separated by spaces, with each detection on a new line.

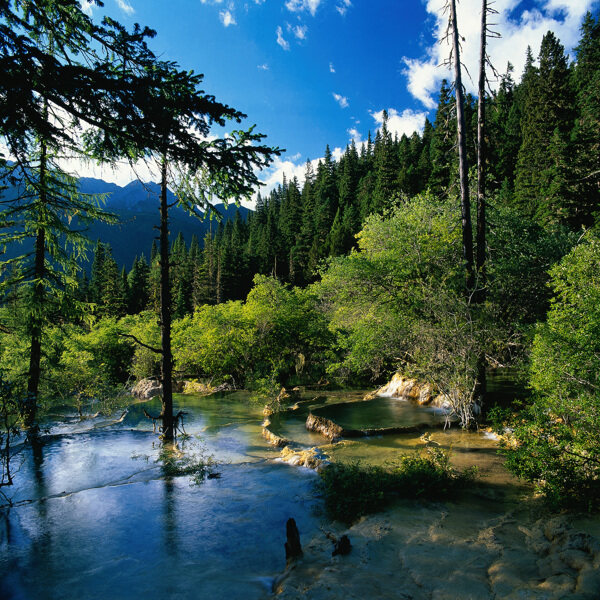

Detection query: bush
xmin=317 ymin=447 xmax=477 ymax=524
xmin=495 ymin=234 xmax=600 ymax=511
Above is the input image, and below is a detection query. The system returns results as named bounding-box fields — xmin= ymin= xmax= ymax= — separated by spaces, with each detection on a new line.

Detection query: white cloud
xmin=402 ymin=57 xmax=439 ymax=110
xmin=329 ymin=62 xmax=336 ymax=73
xmin=219 ymin=9 xmax=236 ymax=26
xmin=80 ymin=1 xmax=94 ymax=15
xmin=333 ymin=92 xmax=349 ymax=108
xmin=292 ymin=24 xmax=308 ymax=39
xmin=371 ymin=108 xmax=428 ymax=138
xmin=276 ymin=26 xmax=290 ymax=50
xmin=348 ymin=128 xmax=362 ymax=144
xmin=257 ymin=63 xmax=269 ymax=70
xmin=336 ymin=0 xmax=352 ymax=16
xmin=250 ymin=147 xmax=348 ymax=207
xmin=115 ymin=0 xmax=134 ymax=15
xmin=285 ymin=0 xmax=321 ymax=17
xmin=403 ymin=0 xmax=596 ymax=108
xmin=332 ymin=147 xmax=344 ymax=161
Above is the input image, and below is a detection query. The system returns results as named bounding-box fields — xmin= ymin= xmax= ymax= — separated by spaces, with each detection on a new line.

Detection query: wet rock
xmin=280 ymin=446 xmax=329 ymax=471
xmin=306 ymin=413 xmax=345 ymax=441
xmin=306 ymin=412 xmax=439 ymax=442
xmin=372 ymin=373 xmax=434 ymax=405
xmin=182 ymin=380 xmax=213 ymax=394
xmin=183 ymin=380 xmax=234 ymax=395
xmin=262 ymin=427 xmax=291 ymax=448
xmin=332 ymin=535 xmax=352 ymax=556
xmin=131 ymin=378 xmax=163 ymax=399
xmin=576 ymin=566 xmax=600 ymax=596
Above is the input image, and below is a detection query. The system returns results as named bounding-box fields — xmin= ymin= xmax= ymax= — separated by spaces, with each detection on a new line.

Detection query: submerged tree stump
xmin=285 ymin=518 xmax=303 ymax=562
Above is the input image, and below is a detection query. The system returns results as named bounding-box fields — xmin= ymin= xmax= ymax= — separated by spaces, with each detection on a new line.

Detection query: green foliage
xmin=316 ymin=195 xmax=486 ymax=423
xmin=318 ymin=448 xmax=477 ymax=524
xmin=121 ymin=311 xmax=161 ymax=381
xmin=56 ymin=318 xmax=134 ymax=403
xmin=496 ymin=234 xmax=600 ymax=510
xmin=172 ymin=300 xmax=250 ymax=385
xmin=172 ymin=275 xmax=332 ymax=387
xmin=316 ymin=194 xmax=574 ymax=425
xmin=157 ymin=444 xmax=217 ymax=485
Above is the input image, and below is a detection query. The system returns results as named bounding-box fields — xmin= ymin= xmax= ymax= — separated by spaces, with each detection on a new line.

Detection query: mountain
xmin=0 ymin=174 xmax=251 ymax=269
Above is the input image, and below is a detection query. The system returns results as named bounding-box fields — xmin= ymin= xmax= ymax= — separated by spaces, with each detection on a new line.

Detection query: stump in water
xmin=285 ymin=518 xmax=303 ymax=562
xmin=332 ymin=534 xmax=351 ymax=556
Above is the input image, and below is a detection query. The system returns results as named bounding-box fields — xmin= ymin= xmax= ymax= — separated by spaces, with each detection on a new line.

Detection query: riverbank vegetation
xmin=1 ymin=2 xmax=600 ymax=510
xmin=318 ymin=448 xmax=478 ymax=524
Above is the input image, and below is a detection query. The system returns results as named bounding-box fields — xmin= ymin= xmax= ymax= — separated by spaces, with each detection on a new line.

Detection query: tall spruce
xmin=514 ymin=32 xmax=575 ymax=223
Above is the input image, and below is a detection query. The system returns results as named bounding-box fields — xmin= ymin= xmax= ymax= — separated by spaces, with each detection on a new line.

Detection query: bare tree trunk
xmin=475 ymin=0 xmax=488 ymax=408
xmin=159 ymin=156 xmax=175 ymax=440
xmin=476 ymin=0 xmax=487 ymax=301
xmin=449 ymin=0 xmax=474 ymax=293
xmin=24 ymin=138 xmax=48 ymax=428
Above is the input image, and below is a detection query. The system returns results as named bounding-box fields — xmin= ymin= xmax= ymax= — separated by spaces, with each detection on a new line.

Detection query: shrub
xmin=317 ymin=447 xmax=477 ymax=524
xmin=495 ymin=234 xmax=600 ymax=511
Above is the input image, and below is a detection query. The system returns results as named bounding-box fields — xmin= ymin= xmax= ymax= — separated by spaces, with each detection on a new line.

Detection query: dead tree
xmin=445 ymin=0 xmax=474 ymax=293
xmin=476 ymin=0 xmax=500 ymax=303
xmin=475 ymin=0 xmax=500 ymax=406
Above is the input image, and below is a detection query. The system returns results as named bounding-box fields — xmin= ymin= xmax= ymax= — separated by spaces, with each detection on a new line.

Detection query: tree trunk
xmin=476 ymin=0 xmax=487 ymax=301
xmin=475 ymin=0 xmax=488 ymax=407
xmin=159 ymin=156 xmax=175 ymax=440
xmin=449 ymin=0 xmax=474 ymax=293
xmin=24 ymin=139 xmax=48 ymax=428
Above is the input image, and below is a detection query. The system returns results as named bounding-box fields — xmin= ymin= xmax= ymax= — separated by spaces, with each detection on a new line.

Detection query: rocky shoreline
xmin=272 ymin=499 xmax=600 ymax=600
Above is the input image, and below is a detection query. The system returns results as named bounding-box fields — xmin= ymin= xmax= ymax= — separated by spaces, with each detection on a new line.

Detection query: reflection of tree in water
xmin=27 ymin=436 xmax=55 ymax=585
xmin=0 ymin=375 xmax=21 ymax=506
xmin=157 ymin=438 xmax=217 ymax=559
xmin=162 ymin=475 xmax=178 ymax=559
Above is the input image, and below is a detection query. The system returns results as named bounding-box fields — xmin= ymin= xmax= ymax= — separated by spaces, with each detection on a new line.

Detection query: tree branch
xmin=118 ymin=333 xmax=162 ymax=354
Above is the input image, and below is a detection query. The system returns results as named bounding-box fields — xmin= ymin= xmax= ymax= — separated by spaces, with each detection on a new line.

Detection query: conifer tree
xmin=429 ymin=80 xmax=456 ymax=194
xmin=127 ymin=256 xmax=150 ymax=313
xmin=372 ymin=110 xmax=398 ymax=212
xmin=514 ymin=32 xmax=575 ymax=223
xmin=568 ymin=12 xmax=600 ymax=227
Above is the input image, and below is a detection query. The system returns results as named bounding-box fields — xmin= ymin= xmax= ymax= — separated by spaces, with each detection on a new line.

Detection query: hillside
xmin=0 ymin=174 xmax=251 ymax=269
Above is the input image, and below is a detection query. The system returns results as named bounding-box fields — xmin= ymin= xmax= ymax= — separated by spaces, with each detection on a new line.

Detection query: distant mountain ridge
xmin=1 ymin=173 xmax=251 ymax=269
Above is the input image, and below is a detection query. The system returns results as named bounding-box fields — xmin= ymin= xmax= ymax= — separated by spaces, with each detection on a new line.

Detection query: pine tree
xmin=372 ymin=110 xmax=398 ymax=212
xmin=127 ymin=255 xmax=150 ymax=313
xmin=429 ymin=79 xmax=456 ymax=195
xmin=568 ymin=12 xmax=600 ymax=227
xmin=514 ymin=33 xmax=575 ymax=223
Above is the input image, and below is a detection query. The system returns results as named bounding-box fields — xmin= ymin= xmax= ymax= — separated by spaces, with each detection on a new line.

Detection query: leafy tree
xmin=497 ymin=234 xmax=600 ymax=509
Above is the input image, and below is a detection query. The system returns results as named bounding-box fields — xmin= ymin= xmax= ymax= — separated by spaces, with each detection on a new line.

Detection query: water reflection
xmin=0 ymin=389 xmax=522 ymax=599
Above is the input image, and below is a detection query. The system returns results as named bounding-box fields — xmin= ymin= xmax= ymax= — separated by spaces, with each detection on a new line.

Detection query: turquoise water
xmin=0 ymin=393 xmax=320 ymax=600
xmin=0 ymin=389 xmax=510 ymax=599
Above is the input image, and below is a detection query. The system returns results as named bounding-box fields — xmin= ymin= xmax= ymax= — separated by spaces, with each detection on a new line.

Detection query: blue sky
xmin=78 ymin=0 xmax=598 ymax=201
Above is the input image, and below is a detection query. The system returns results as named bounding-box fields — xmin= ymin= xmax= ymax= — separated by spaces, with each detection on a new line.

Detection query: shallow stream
xmin=1 ymin=389 xmax=523 ymax=599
